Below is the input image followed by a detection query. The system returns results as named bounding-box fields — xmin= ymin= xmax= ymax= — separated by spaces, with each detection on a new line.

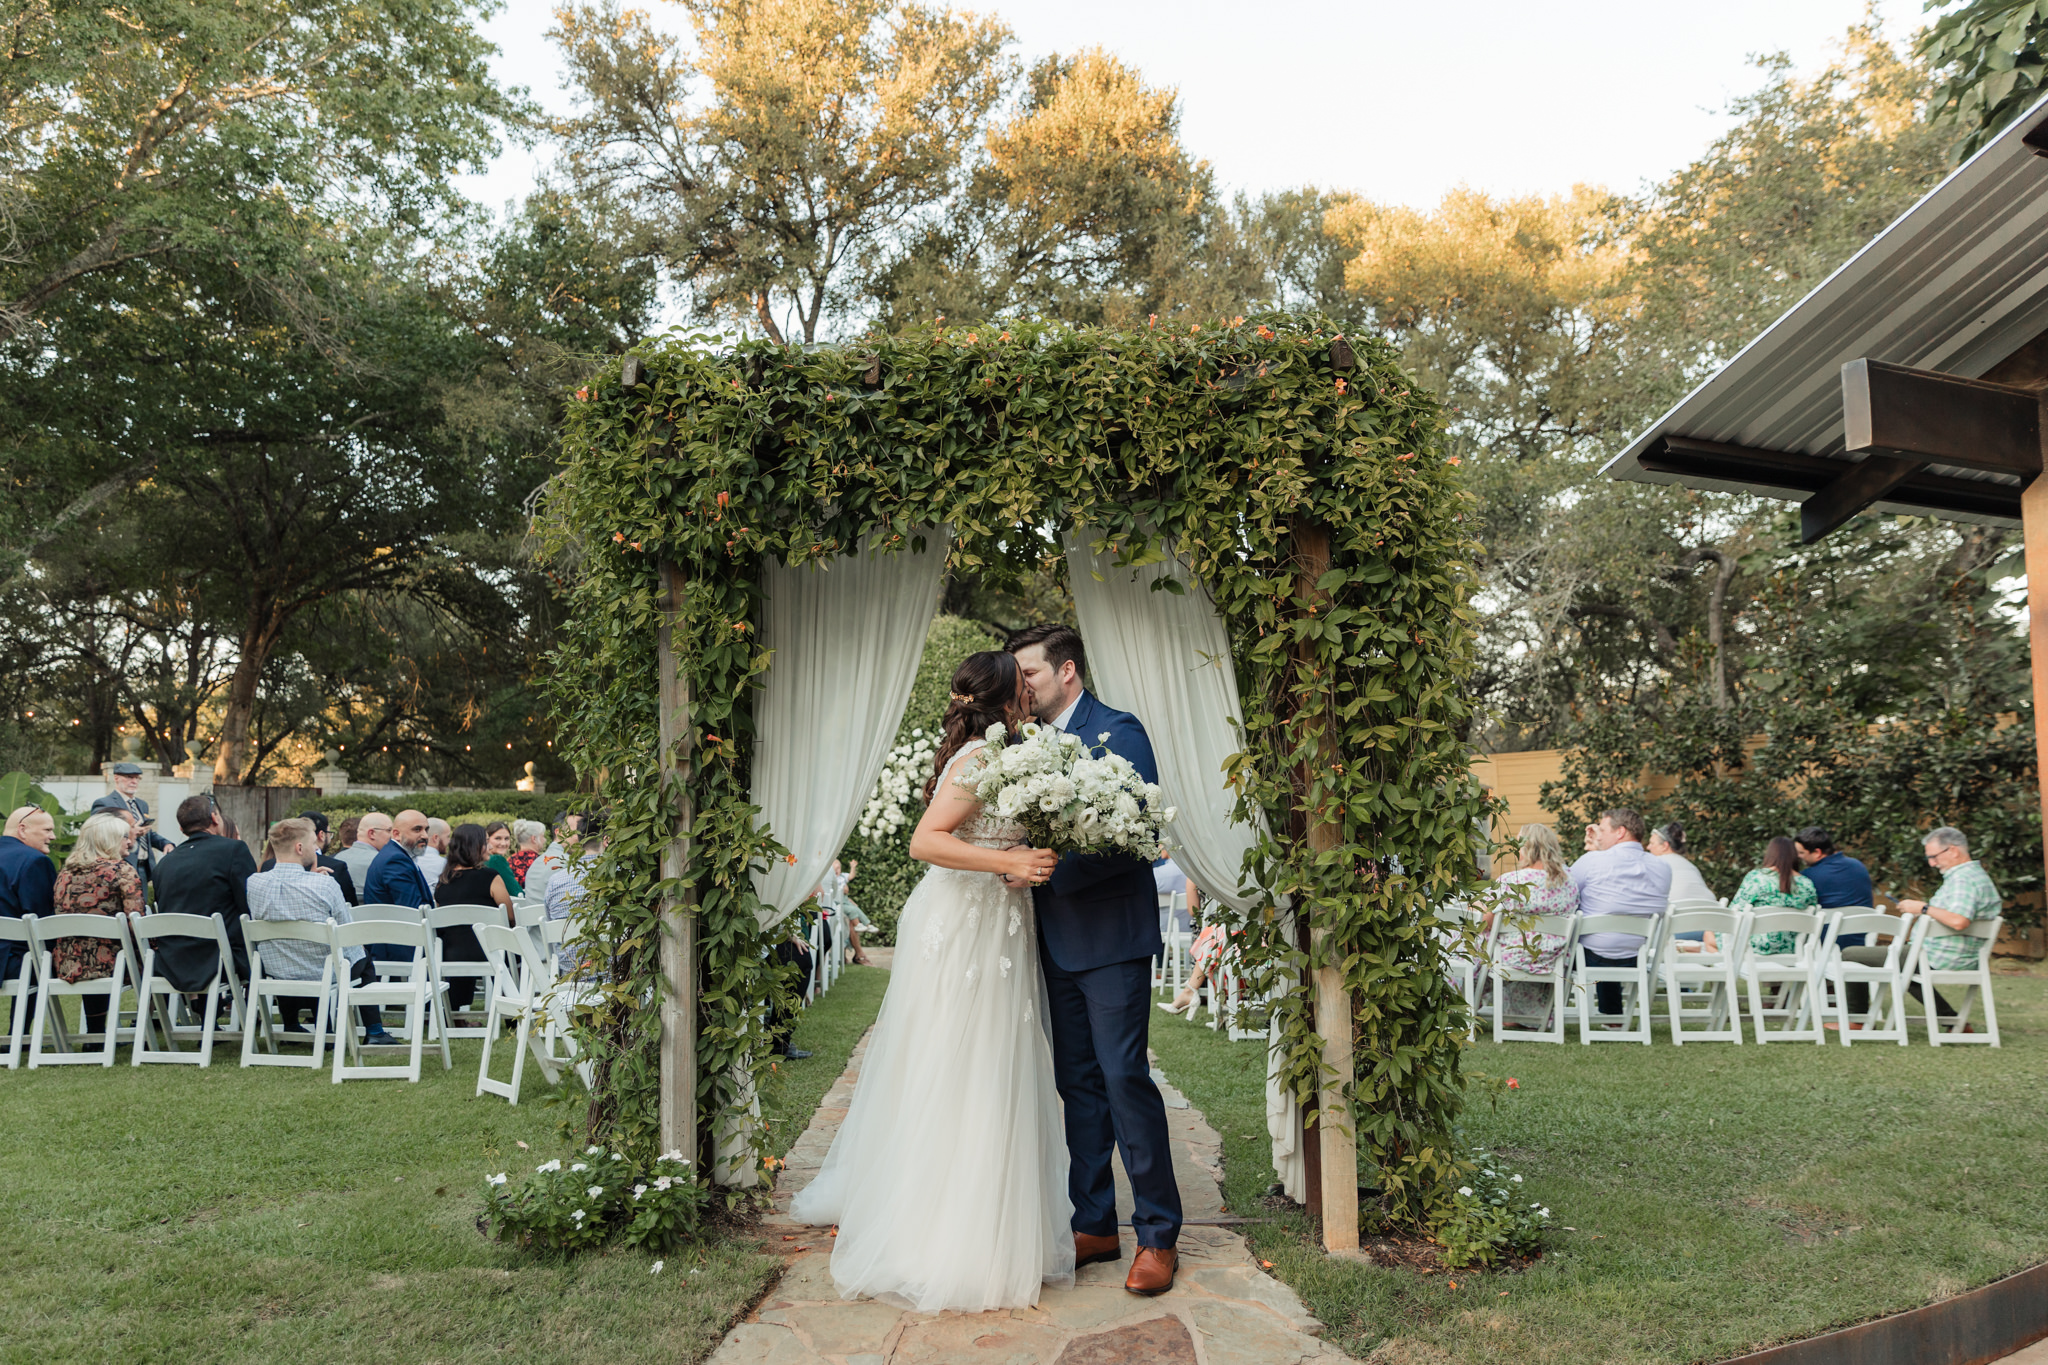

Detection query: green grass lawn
xmin=0 ymin=965 xmax=886 ymax=1365
xmin=1149 ymin=959 xmax=2048 ymax=1365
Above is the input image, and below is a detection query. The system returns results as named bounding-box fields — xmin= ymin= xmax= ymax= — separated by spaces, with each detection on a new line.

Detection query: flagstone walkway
xmin=707 ymin=1006 xmax=1345 ymax=1365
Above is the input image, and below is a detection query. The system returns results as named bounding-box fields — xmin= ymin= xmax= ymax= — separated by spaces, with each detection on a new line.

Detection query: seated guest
xmin=435 ymin=823 xmax=513 ymax=1015
xmin=330 ymin=815 xmax=360 ymax=858
xmin=0 ymin=805 xmax=58 ymax=1033
xmin=1732 ymin=835 xmax=1818 ymax=956
xmin=1481 ymin=823 xmax=1579 ymax=1021
xmin=362 ymin=809 xmax=434 ymax=988
xmin=415 ymin=818 xmax=451 ymax=885
xmin=542 ymin=812 xmax=605 ymax=980
xmin=151 ymin=794 xmax=255 ymax=989
xmin=335 ymin=811 xmax=389 ymax=894
xmin=248 ymin=818 xmax=391 ymax=1042
xmin=483 ymin=820 xmax=525 ymax=894
xmin=1795 ymin=824 xmax=1874 ymax=951
xmin=527 ymin=812 xmax=584 ymax=900
xmin=1569 ymin=808 xmax=1671 ymax=1018
xmin=1648 ymin=823 xmax=1716 ymax=906
xmin=829 ymin=858 xmax=874 ymax=966
xmin=1843 ymin=826 xmax=2000 ymax=1023
xmin=261 ymin=811 xmax=357 ymax=906
xmin=510 ymin=820 xmax=547 ymax=887
xmin=51 ymin=813 xmax=142 ymax=1037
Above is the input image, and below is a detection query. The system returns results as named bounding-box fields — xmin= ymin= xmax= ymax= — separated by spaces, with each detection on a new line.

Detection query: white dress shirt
xmin=1049 ymin=691 xmax=1084 ymax=733
xmin=1569 ymin=841 xmax=1672 ymax=956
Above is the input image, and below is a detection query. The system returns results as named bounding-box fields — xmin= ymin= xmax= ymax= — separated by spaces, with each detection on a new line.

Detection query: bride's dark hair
xmin=924 ymin=651 xmax=1030 ymax=802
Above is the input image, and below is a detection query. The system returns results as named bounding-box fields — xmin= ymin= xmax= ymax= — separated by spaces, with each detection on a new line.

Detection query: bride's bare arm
xmin=909 ymin=771 xmax=1058 ymax=883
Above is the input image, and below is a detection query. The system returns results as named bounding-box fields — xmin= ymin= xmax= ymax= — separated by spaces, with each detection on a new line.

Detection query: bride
xmin=789 ymin=650 xmax=1075 ymax=1311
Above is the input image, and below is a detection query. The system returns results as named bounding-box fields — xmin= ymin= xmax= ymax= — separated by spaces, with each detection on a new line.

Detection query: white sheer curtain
xmin=751 ymin=531 xmax=948 ymax=925
xmin=1061 ymin=533 xmax=1258 ymax=910
xmin=1062 ymin=530 xmax=1303 ymax=1200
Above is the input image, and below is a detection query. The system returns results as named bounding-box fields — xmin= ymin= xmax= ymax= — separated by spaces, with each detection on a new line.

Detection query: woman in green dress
xmin=484 ymin=820 xmax=526 ymax=895
xmin=1732 ymin=835 xmax=1818 ymax=955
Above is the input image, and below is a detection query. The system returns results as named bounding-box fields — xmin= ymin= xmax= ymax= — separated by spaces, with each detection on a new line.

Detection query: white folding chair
xmin=1573 ymin=913 xmax=1661 ymax=1045
xmin=1158 ymin=893 xmax=1190 ymax=998
xmin=240 ymin=916 xmax=338 ymax=1069
xmin=426 ymin=905 xmax=503 ymax=1040
xmin=1741 ymin=910 xmax=1827 ymax=1043
xmin=129 ymin=911 xmax=244 ymax=1067
xmin=1822 ymin=910 xmax=1915 ymax=1045
xmin=1433 ymin=901 xmax=1496 ymax=1037
xmin=1 ymin=916 xmax=35 ymax=1069
xmin=331 ymin=919 xmax=449 ymax=1082
xmin=1910 ymin=916 xmax=2002 ymax=1047
xmin=24 ymin=913 xmax=131 ymax=1067
xmin=351 ymin=903 xmax=428 ymax=1038
xmin=477 ymin=922 xmax=560 ymax=1104
xmin=1491 ymin=914 xmax=1579 ymax=1044
xmin=1659 ymin=909 xmax=1748 ymax=1043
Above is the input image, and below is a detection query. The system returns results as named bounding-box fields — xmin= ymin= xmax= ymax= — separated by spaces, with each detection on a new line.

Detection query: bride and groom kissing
xmin=790 ymin=623 xmax=1185 ymax=1311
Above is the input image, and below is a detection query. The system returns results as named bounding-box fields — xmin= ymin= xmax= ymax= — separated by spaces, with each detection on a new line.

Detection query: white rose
xmin=985 ymin=722 xmax=1006 ymax=743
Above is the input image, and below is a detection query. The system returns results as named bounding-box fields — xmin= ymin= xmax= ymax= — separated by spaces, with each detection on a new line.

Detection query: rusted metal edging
xmin=1722 ymin=1261 xmax=2048 ymax=1365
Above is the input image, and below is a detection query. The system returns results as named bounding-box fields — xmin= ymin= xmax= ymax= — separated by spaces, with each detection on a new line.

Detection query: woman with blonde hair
xmin=52 ymin=812 xmax=143 ymax=1036
xmin=1486 ymin=822 xmax=1580 ymax=1023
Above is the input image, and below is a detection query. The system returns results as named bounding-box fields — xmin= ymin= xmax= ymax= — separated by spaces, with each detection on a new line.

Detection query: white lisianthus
xmin=651 ymin=1260 xmax=665 ymax=1274
xmin=985 ymin=722 xmax=1006 ymax=743
xmin=488 ymin=1173 xmax=508 ymax=1187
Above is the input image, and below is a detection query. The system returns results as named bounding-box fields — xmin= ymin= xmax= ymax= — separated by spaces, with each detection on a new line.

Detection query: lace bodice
xmin=945 ymin=740 xmax=1026 ymax=850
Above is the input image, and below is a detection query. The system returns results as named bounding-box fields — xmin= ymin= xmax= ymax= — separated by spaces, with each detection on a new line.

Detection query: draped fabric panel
xmin=1061 ymin=531 xmax=1303 ymax=1200
xmin=1061 ymin=533 xmax=1258 ymax=911
xmin=750 ymin=533 xmax=947 ymax=926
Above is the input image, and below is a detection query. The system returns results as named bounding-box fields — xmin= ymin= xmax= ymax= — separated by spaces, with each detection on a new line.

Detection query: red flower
xmin=575 ymin=386 xmax=590 ymax=401
xmin=1506 ymin=1078 xmax=1520 ymax=1089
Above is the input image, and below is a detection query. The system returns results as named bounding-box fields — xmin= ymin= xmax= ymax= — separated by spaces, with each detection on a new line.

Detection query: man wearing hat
xmin=93 ymin=763 xmax=175 ymax=897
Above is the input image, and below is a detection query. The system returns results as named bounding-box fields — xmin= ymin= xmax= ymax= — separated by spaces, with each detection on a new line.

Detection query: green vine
xmin=542 ymin=315 xmax=1491 ymax=1225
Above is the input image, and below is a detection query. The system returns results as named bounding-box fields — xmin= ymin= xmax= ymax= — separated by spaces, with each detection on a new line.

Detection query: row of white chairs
xmin=1458 ymin=901 xmax=1999 ymax=1046
xmin=2 ymin=899 xmax=595 ymax=1099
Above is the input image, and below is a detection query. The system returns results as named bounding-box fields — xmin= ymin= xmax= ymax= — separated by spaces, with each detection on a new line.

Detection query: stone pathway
xmin=708 ymin=1013 xmax=1344 ymax=1365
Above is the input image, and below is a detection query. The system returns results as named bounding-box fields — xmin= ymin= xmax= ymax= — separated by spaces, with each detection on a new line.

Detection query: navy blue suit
xmin=362 ymin=841 xmax=434 ymax=962
xmin=1032 ymin=691 xmax=1183 ymax=1249
xmin=0 ymin=833 xmax=57 ymax=1032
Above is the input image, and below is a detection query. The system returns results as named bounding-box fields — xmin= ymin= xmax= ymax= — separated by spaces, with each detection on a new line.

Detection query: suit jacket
xmin=364 ymin=840 xmax=434 ymax=909
xmin=150 ymin=830 xmax=256 ymax=990
xmin=1031 ymin=691 xmax=1164 ymax=973
xmin=261 ymin=852 xmax=358 ymax=906
xmin=90 ymin=792 xmax=174 ymax=886
xmin=0 ymin=834 xmax=57 ymax=920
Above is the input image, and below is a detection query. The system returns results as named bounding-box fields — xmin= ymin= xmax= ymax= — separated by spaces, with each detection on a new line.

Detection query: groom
xmin=1008 ymin=624 xmax=1183 ymax=1295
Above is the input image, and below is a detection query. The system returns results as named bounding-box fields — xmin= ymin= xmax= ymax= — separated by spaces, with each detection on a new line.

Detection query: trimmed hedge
xmin=287 ymin=790 xmax=580 ymax=827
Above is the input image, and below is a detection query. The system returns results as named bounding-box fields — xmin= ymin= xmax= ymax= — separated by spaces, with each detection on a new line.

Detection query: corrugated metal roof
xmin=1603 ymin=91 xmax=2048 ymax=528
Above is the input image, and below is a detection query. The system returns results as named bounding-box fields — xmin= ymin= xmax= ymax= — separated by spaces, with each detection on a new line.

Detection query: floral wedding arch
xmin=541 ymin=315 xmax=1492 ymax=1247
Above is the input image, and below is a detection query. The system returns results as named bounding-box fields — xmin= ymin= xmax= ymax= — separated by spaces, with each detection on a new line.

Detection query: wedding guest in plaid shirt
xmin=247 ymin=818 xmax=391 ymax=1042
xmin=1841 ymin=826 xmax=2002 ymax=1024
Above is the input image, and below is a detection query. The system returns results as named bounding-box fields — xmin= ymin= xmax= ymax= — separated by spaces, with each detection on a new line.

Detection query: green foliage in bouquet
xmin=542 ymin=314 xmax=1492 ymax=1228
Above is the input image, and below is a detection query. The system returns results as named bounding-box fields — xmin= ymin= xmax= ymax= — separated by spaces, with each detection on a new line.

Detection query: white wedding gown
xmin=790 ymin=742 xmax=1076 ymax=1311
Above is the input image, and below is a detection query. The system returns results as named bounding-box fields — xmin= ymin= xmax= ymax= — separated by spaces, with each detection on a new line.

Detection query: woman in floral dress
xmin=52 ymin=812 xmax=143 ymax=1036
xmin=1487 ymin=823 xmax=1579 ymax=1022
xmin=1733 ymin=836 xmax=1819 ymax=955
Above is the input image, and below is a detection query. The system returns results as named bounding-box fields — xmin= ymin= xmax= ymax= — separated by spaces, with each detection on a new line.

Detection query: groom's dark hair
xmin=1006 ymin=623 xmax=1085 ymax=681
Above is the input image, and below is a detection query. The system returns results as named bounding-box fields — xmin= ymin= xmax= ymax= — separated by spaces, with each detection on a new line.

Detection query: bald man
xmin=361 ymin=809 xmax=433 ymax=981
xmin=1 ymin=806 xmax=57 ymax=1035
xmin=336 ymin=811 xmax=389 ymax=892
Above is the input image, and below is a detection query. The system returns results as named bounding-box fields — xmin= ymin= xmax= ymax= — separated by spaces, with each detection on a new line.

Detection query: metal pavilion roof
xmin=1603 ymin=91 xmax=2048 ymax=529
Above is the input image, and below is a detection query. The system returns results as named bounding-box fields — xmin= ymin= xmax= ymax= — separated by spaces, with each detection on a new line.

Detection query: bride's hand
xmin=1001 ymin=845 xmax=1059 ymax=886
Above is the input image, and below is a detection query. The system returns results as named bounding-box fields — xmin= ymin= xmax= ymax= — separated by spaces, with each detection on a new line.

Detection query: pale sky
xmin=458 ymin=0 xmax=1894 ymax=220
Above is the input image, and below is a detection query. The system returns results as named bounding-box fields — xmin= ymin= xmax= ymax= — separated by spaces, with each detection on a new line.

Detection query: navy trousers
xmin=1041 ymin=953 xmax=1182 ymax=1249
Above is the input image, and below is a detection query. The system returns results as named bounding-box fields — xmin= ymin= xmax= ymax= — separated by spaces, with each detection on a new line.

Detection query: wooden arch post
xmin=656 ymin=560 xmax=699 ymax=1163
xmin=1291 ymin=518 xmax=1361 ymax=1254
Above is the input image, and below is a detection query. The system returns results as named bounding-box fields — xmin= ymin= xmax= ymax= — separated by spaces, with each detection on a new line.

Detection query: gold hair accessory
xmin=950 ymin=691 xmax=974 ymax=704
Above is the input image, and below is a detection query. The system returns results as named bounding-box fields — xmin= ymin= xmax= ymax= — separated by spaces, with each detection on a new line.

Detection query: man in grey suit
xmin=92 ymin=762 xmax=174 ymax=897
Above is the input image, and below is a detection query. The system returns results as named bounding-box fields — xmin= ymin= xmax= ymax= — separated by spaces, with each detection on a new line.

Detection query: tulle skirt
xmin=789 ymin=862 xmax=1076 ymax=1311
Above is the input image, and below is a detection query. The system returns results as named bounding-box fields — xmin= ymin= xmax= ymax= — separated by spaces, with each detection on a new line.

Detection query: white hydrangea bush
xmin=857 ymin=729 xmax=937 ymax=841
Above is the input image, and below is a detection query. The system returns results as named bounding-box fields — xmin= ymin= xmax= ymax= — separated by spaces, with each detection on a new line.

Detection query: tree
xmin=1920 ymin=0 xmax=2048 ymax=160
xmin=0 ymin=0 xmax=521 ymax=343
xmin=552 ymin=0 xmax=1009 ymax=343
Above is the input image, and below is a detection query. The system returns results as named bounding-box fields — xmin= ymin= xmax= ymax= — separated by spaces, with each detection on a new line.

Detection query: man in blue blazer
xmin=0 ymin=805 xmax=58 ymax=1038
xmin=362 ymin=809 xmax=434 ymax=979
xmin=1009 ymin=624 xmax=1183 ymax=1296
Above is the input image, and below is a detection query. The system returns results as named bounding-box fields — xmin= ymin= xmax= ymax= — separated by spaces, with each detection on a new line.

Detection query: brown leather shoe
xmin=1074 ymin=1230 xmax=1122 ymax=1268
xmin=1125 ymin=1246 xmax=1177 ymax=1295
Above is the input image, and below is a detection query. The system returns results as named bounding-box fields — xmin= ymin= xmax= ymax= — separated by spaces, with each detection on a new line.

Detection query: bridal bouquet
xmin=964 ymin=721 xmax=1175 ymax=857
